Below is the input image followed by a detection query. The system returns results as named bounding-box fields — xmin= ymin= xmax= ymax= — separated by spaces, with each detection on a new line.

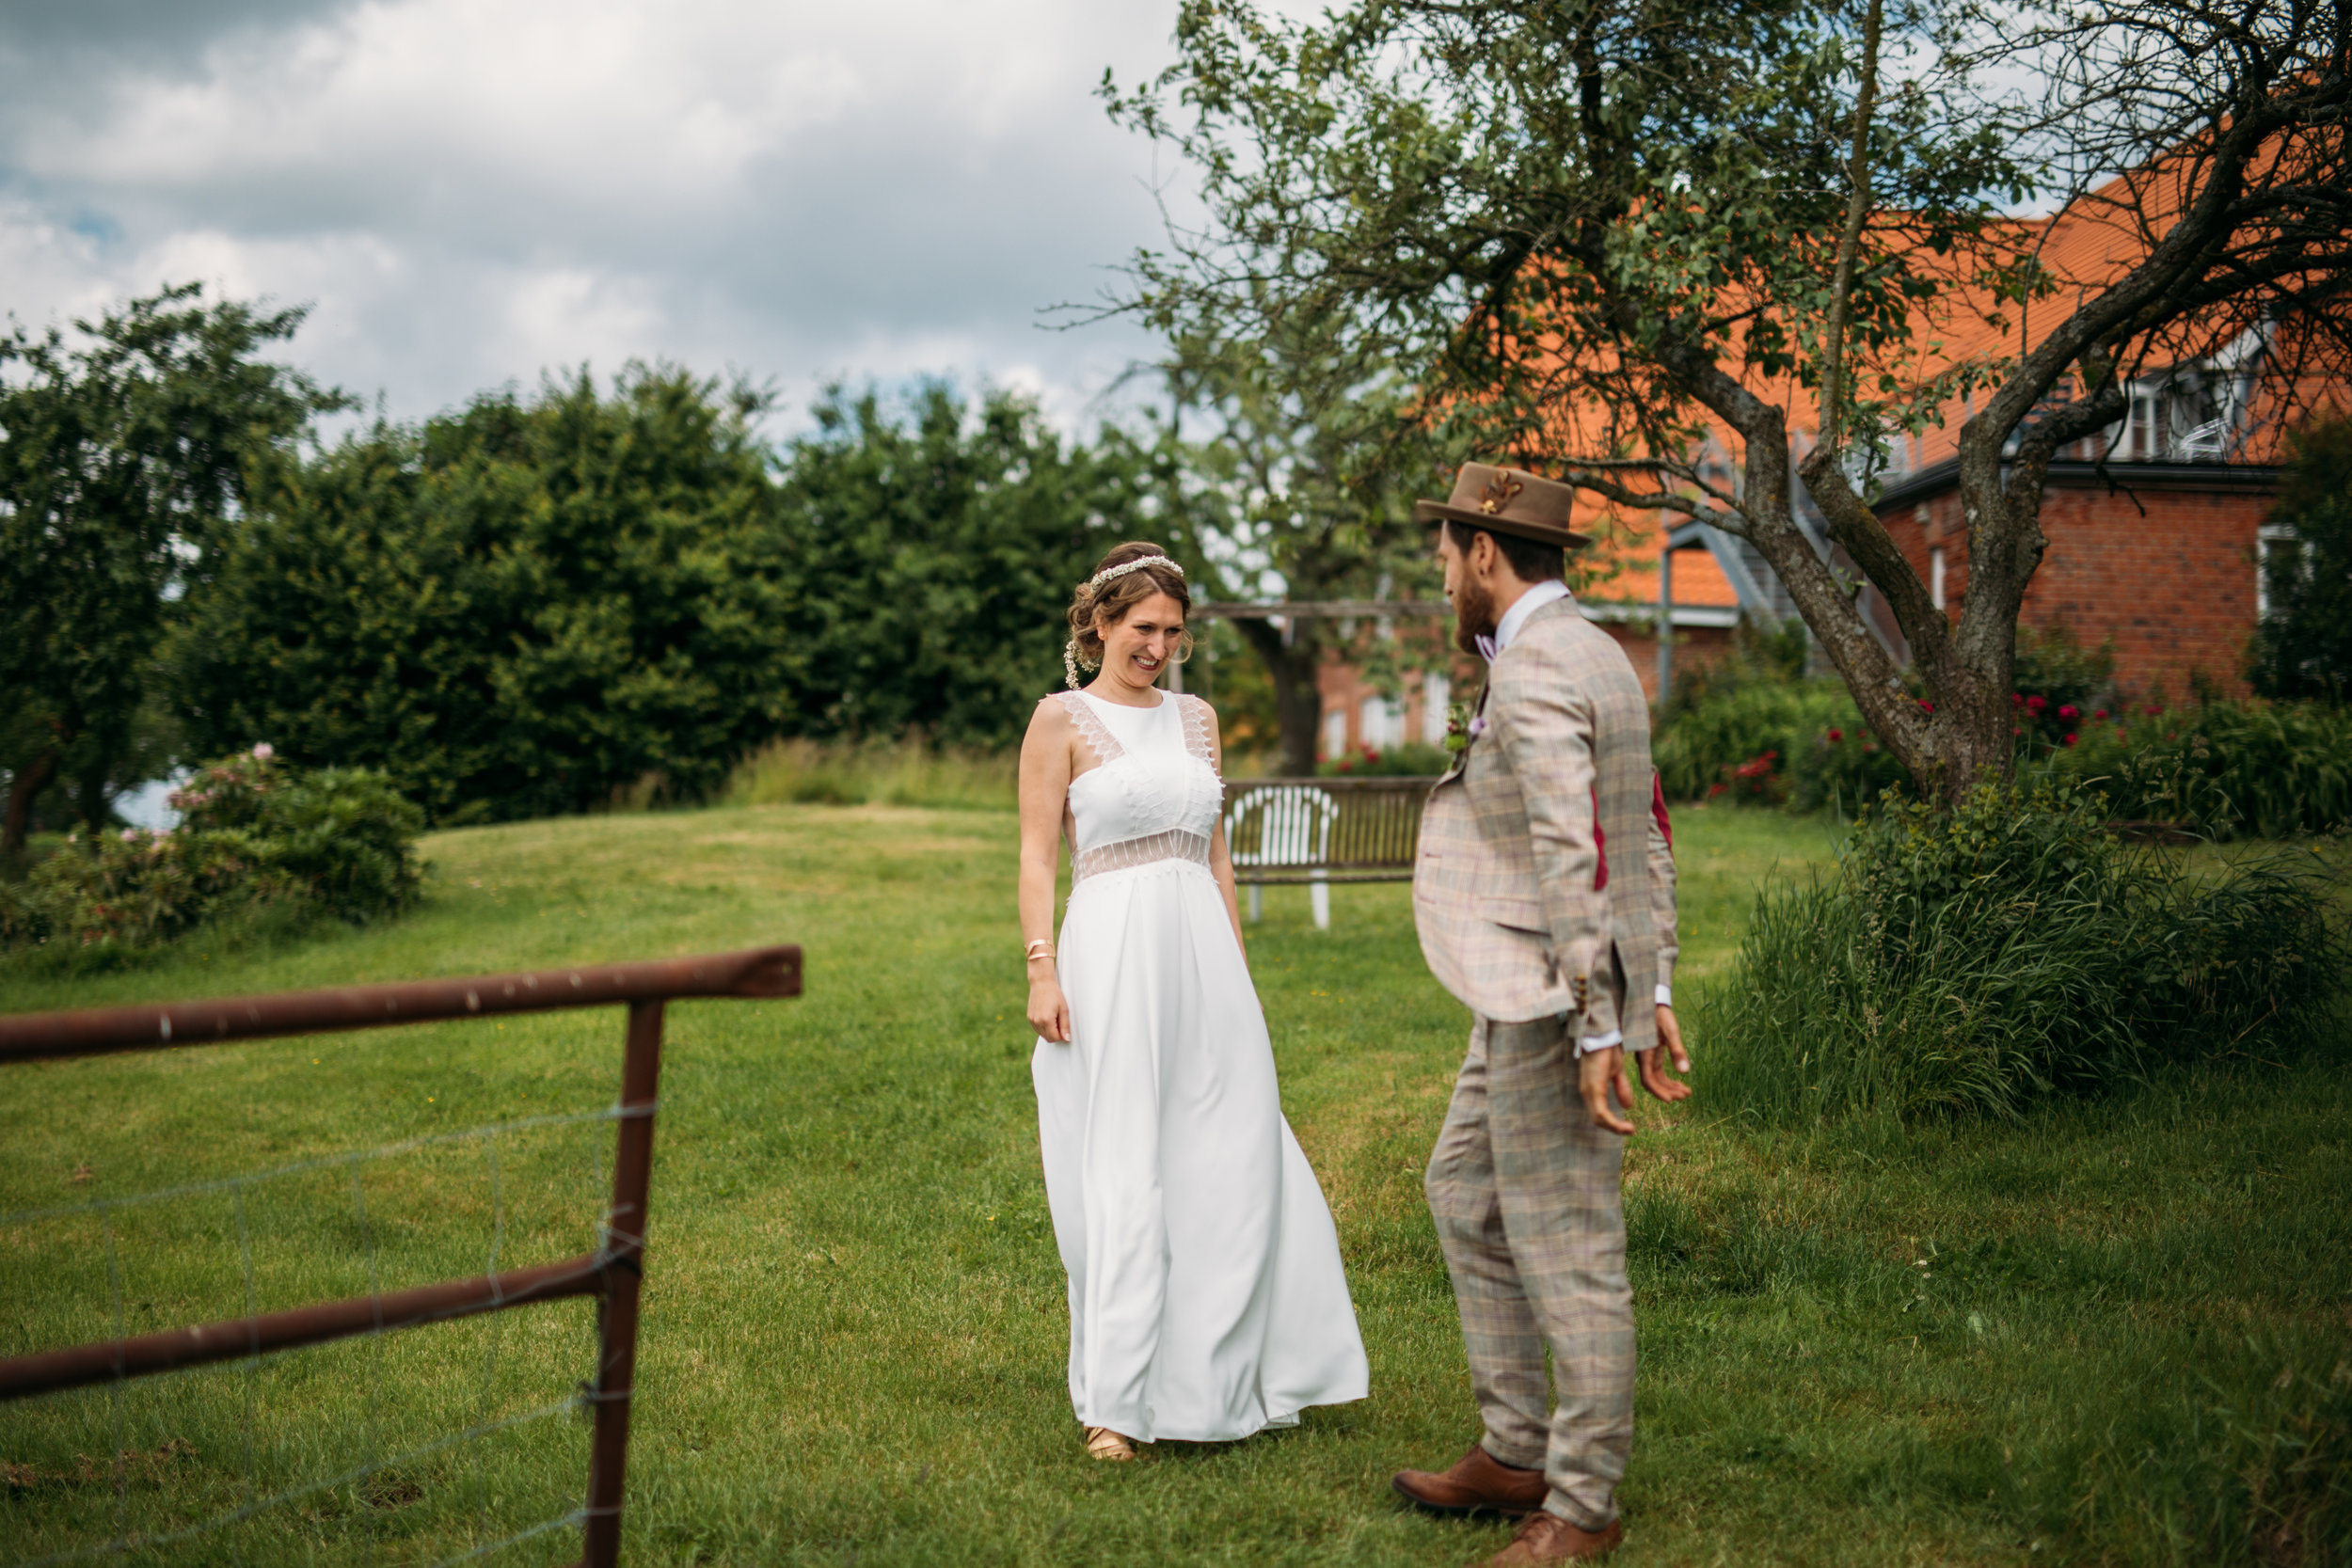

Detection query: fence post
xmin=581 ymin=998 xmax=664 ymax=1568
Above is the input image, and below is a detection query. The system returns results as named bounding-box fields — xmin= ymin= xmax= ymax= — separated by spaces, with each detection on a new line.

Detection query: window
xmin=1359 ymin=693 xmax=1405 ymax=750
xmin=1421 ymin=671 xmax=1453 ymax=745
xmin=2258 ymin=525 xmax=2307 ymax=619
xmin=1321 ymin=706 xmax=1348 ymax=762
xmin=1931 ymin=547 xmax=1947 ymax=610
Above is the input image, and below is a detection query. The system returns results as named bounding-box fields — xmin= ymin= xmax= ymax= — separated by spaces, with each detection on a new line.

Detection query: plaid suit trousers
xmin=1423 ymin=1009 xmax=1635 ymax=1530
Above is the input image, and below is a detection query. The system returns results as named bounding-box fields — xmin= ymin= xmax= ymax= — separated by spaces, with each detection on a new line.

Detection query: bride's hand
xmin=1028 ymin=978 xmax=1073 ymax=1043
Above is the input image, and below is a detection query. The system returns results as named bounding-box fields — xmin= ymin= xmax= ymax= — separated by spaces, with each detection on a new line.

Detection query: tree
xmin=1152 ymin=311 xmax=1438 ymax=773
xmin=178 ymin=375 xmax=1179 ymax=821
xmin=0 ymin=284 xmax=345 ymax=855
xmin=767 ymin=383 xmax=1181 ymax=747
xmin=177 ymin=365 xmax=796 ymax=822
xmin=2250 ymin=414 xmax=2352 ymax=701
xmin=1114 ymin=0 xmax=2352 ymax=804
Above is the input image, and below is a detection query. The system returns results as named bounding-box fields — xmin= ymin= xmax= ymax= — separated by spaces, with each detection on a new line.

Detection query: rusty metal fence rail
xmin=0 ymin=942 xmax=802 ymax=1568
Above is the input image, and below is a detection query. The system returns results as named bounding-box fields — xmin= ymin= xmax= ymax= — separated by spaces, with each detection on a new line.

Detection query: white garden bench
xmin=1220 ymin=776 xmax=1437 ymax=930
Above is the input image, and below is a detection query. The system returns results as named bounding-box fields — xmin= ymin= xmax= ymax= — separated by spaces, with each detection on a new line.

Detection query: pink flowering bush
xmin=1315 ymin=741 xmax=1449 ymax=778
xmin=1 ymin=747 xmax=422 ymax=959
xmin=0 ymin=825 xmax=293 ymax=952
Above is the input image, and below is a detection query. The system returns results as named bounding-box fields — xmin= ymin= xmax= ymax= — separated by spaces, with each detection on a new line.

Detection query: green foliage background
xmin=0 ymin=286 xmax=345 ymax=843
xmin=170 ymin=375 xmax=1178 ymax=824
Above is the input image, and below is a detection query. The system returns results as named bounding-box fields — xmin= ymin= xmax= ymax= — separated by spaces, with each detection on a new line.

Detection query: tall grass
xmin=721 ymin=736 xmax=1017 ymax=810
xmin=1700 ymin=783 xmax=2346 ymax=1122
xmin=2035 ymin=698 xmax=2352 ymax=839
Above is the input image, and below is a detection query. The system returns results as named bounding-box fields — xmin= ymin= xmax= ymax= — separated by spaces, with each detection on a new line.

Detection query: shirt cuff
xmin=1575 ymin=1029 xmax=1624 ymax=1056
xmin=1655 ymin=983 xmax=1673 ymax=1006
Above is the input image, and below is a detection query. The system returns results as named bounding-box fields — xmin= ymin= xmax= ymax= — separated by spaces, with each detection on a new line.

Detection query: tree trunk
xmin=3 ymin=747 xmax=58 ymax=858
xmin=75 ymin=760 xmax=114 ymax=836
xmin=1654 ymin=351 xmax=2028 ymax=810
xmin=1234 ymin=618 xmax=1325 ymax=775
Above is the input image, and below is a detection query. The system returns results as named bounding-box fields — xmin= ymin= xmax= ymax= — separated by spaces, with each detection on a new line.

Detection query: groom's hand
xmin=1639 ymin=1005 xmax=1693 ymax=1102
xmin=1579 ymin=1045 xmax=1636 ymax=1136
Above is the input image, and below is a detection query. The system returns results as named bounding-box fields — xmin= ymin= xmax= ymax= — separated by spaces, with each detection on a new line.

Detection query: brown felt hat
xmin=1414 ymin=462 xmax=1592 ymax=549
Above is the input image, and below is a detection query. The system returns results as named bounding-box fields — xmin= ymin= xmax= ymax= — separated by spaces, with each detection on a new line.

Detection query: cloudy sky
xmin=0 ymin=0 xmax=1193 ymax=435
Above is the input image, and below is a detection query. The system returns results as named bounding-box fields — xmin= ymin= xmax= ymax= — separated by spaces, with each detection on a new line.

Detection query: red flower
xmin=2145 ymin=705 xmax=2162 ymax=716
xmin=2058 ymin=704 xmax=2080 ymax=721
xmin=1362 ymin=749 xmax=1381 ymax=764
xmin=1337 ymin=759 xmax=1354 ymax=772
xmin=1826 ymin=728 xmax=1844 ymax=742
xmin=1919 ymin=700 xmax=1935 ymax=713
xmin=2116 ymin=727 xmax=2127 ymax=740
xmin=2092 ymin=708 xmax=2108 ymax=721
xmin=2063 ymin=733 xmax=2078 ymax=747
xmin=2025 ymin=694 xmax=2047 ymax=711
xmin=2009 ymin=692 xmax=2023 ymax=707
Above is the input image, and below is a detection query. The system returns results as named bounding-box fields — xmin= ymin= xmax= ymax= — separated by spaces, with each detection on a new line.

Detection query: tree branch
xmin=1818 ymin=0 xmax=1884 ymax=454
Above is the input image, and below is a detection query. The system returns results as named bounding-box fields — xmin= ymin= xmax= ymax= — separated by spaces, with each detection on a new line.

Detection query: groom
xmin=1394 ymin=463 xmax=1690 ymax=1564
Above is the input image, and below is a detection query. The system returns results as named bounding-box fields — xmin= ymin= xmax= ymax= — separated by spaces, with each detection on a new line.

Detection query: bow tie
xmin=1474 ymin=634 xmax=1502 ymax=664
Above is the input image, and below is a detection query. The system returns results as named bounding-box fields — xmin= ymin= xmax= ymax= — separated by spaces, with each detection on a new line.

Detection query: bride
xmin=1019 ymin=542 xmax=1369 ymax=1462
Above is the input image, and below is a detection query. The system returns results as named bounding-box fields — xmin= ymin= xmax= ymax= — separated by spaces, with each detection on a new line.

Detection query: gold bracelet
xmin=1025 ymin=939 xmax=1056 ymax=960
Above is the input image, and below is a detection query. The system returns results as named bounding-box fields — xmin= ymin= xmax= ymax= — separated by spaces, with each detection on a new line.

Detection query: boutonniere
xmin=1442 ymin=702 xmax=1487 ymax=756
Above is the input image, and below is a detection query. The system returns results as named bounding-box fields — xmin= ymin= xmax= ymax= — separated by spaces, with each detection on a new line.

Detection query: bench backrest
xmin=1225 ymin=784 xmax=1340 ymax=868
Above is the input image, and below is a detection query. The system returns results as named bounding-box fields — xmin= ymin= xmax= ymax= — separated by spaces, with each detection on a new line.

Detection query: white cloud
xmin=0 ymin=0 xmax=1187 ymax=433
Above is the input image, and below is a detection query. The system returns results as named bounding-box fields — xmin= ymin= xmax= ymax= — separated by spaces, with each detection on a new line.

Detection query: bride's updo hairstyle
xmin=1064 ymin=541 xmax=1193 ymax=689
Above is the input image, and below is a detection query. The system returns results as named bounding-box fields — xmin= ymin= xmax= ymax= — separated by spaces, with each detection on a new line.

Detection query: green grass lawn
xmin=2 ymin=802 xmax=2344 ymax=1566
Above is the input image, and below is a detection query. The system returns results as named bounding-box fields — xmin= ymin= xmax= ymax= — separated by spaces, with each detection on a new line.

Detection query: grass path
xmin=2 ymin=804 xmax=2343 ymax=1566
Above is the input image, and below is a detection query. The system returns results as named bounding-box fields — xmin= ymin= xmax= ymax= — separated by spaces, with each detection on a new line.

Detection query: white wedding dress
xmin=1032 ymin=689 xmax=1368 ymax=1442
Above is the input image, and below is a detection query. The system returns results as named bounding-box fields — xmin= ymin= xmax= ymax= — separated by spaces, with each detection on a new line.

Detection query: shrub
xmin=1656 ymin=678 xmax=1904 ymax=812
xmin=722 ymin=736 xmax=1018 ymax=810
xmin=2032 ymin=699 xmax=2352 ymax=839
xmin=0 ymin=825 xmax=290 ymax=952
xmin=2009 ymin=623 xmax=2118 ymax=754
xmin=1319 ymin=741 xmax=1450 ymax=777
xmin=0 ymin=747 xmax=423 ymax=957
xmin=1698 ymin=782 xmax=2344 ymax=1122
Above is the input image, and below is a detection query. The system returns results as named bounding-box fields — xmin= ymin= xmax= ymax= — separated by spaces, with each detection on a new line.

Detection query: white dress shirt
xmin=1493 ymin=578 xmax=1572 ymax=653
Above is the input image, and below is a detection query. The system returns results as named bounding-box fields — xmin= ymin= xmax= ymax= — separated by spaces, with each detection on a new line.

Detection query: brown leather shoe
xmin=1479 ymin=1511 xmax=1624 ymax=1564
xmin=1391 ymin=1444 xmax=1549 ymax=1518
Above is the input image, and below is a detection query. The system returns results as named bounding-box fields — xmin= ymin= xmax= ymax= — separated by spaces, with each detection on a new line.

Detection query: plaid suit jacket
xmin=1413 ymin=595 xmax=1668 ymax=1047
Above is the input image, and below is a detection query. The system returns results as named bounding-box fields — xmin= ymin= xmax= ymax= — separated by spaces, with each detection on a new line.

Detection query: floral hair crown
xmin=1085 ymin=555 xmax=1184 ymax=591
xmin=1065 ymin=555 xmax=1185 ymax=689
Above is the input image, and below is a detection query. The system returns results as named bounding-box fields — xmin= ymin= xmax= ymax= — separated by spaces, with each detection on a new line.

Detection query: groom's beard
xmin=1452 ymin=576 xmax=1500 ymax=657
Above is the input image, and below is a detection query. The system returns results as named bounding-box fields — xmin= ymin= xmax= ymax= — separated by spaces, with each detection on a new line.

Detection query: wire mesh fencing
xmin=0 ymin=945 xmax=802 ymax=1567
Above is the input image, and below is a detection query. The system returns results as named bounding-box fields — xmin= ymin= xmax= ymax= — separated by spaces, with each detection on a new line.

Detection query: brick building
xmin=1297 ymin=152 xmax=2340 ymax=759
xmin=1870 ymin=459 xmax=2282 ymax=699
xmin=1304 ymin=533 xmax=1745 ymax=761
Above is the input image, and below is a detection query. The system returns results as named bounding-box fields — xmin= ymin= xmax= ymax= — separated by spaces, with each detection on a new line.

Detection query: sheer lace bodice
xmin=1059 ymin=691 xmax=1223 ymax=885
